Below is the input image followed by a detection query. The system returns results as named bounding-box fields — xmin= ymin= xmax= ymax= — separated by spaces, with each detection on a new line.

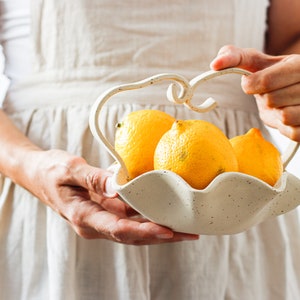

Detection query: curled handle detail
xmin=89 ymin=68 xmax=299 ymax=179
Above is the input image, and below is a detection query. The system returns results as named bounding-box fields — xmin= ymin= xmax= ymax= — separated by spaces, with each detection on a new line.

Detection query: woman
xmin=0 ymin=0 xmax=300 ymax=299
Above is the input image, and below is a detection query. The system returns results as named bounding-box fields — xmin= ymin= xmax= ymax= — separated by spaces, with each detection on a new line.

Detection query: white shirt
xmin=0 ymin=0 xmax=32 ymax=104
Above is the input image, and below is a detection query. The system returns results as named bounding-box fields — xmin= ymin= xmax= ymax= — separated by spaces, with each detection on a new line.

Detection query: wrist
xmin=0 ymin=143 xmax=42 ymax=192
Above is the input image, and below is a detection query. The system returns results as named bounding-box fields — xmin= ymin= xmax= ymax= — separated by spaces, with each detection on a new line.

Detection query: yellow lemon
xmin=115 ymin=109 xmax=175 ymax=179
xmin=154 ymin=119 xmax=238 ymax=189
xmin=230 ymin=128 xmax=283 ymax=186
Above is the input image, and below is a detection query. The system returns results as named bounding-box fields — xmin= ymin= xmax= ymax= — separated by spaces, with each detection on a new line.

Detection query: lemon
xmin=115 ymin=109 xmax=175 ymax=179
xmin=230 ymin=128 xmax=283 ymax=186
xmin=154 ymin=119 xmax=238 ymax=189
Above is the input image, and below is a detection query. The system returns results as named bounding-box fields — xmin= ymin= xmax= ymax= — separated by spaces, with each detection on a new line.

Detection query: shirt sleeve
xmin=0 ymin=10 xmax=11 ymax=108
xmin=0 ymin=0 xmax=30 ymax=108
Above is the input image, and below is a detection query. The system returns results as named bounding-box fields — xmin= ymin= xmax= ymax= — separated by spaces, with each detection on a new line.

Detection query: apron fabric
xmin=1 ymin=1 xmax=300 ymax=299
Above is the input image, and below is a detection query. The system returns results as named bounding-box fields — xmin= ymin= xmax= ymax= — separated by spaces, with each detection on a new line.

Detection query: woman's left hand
xmin=210 ymin=45 xmax=300 ymax=141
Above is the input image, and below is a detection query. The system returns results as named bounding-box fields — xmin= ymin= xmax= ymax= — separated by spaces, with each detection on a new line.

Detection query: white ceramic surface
xmin=112 ymin=164 xmax=300 ymax=235
xmin=89 ymin=68 xmax=300 ymax=235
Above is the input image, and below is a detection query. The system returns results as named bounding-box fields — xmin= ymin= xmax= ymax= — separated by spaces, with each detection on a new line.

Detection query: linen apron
xmin=1 ymin=1 xmax=300 ymax=299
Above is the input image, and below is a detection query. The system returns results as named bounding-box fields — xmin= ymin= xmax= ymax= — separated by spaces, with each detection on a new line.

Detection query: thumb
xmin=71 ymin=162 xmax=118 ymax=198
xmin=103 ymin=175 xmax=118 ymax=198
xmin=210 ymin=45 xmax=281 ymax=72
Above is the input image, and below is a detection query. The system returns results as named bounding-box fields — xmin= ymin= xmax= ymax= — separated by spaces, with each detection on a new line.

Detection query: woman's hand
xmin=0 ymin=111 xmax=198 ymax=245
xmin=210 ymin=45 xmax=300 ymax=141
xmin=25 ymin=149 xmax=199 ymax=245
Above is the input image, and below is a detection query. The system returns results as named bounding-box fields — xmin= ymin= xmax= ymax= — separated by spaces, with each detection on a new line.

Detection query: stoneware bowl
xmin=89 ymin=68 xmax=300 ymax=235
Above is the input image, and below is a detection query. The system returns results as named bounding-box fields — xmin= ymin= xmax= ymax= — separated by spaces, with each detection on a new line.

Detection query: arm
xmin=0 ymin=110 xmax=198 ymax=243
xmin=266 ymin=0 xmax=300 ymax=55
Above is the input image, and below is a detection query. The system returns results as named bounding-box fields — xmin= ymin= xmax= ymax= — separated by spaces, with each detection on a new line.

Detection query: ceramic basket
xmin=89 ymin=68 xmax=300 ymax=235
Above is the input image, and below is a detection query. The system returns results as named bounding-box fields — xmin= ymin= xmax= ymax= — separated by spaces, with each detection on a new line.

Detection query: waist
xmin=3 ymin=70 xmax=258 ymax=113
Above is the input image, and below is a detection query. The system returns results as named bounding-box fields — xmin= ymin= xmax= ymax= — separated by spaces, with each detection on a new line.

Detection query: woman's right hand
xmin=0 ymin=110 xmax=198 ymax=244
xmin=24 ymin=148 xmax=199 ymax=244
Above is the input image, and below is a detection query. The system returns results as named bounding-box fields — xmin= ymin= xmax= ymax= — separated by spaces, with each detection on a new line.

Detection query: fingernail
xmin=156 ymin=232 xmax=174 ymax=239
xmin=183 ymin=235 xmax=200 ymax=240
xmin=103 ymin=176 xmax=118 ymax=198
xmin=218 ymin=50 xmax=229 ymax=57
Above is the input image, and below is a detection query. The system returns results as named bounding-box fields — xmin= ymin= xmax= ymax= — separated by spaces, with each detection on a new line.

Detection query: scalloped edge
xmin=113 ymin=165 xmax=288 ymax=193
xmin=110 ymin=166 xmax=300 ymax=235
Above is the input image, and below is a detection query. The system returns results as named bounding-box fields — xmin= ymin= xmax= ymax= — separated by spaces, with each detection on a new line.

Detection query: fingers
xmin=241 ymin=55 xmax=300 ymax=95
xmin=103 ymin=175 xmax=118 ymax=198
xmin=210 ymin=45 xmax=300 ymax=95
xmin=210 ymin=45 xmax=300 ymax=141
xmin=210 ymin=45 xmax=281 ymax=72
xmin=258 ymin=82 xmax=300 ymax=108
xmin=256 ymin=97 xmax=300 ymax=141
xmin=254 ymin=82 xmax=300 ymax=133
xmin=61 ymin=186 xmax=199 ymax=245
xmin=73 ymin=208 xmax=199 ymax=245
xmin=35 ymin=151 xmax=200 ymax=245
xmin=63 ymin=158 xmax=118 ymax=199
xmin=91 ymin=193 xmax=138 ymax=217
xmin=83 ymin=167 xmax=117 ymax=198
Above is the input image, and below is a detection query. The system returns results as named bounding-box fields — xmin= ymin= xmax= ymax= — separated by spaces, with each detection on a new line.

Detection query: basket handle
xmin=89 ymin=68 xmax=299 ymax=179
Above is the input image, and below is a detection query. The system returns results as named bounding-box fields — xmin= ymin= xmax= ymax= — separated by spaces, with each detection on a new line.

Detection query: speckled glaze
xmin=112 ymin=165 xmax=300 ymax=234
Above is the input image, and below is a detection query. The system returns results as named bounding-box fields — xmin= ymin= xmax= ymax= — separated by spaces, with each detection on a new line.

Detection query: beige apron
xmin=1 ymin=1 xmax=300 ymax=299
